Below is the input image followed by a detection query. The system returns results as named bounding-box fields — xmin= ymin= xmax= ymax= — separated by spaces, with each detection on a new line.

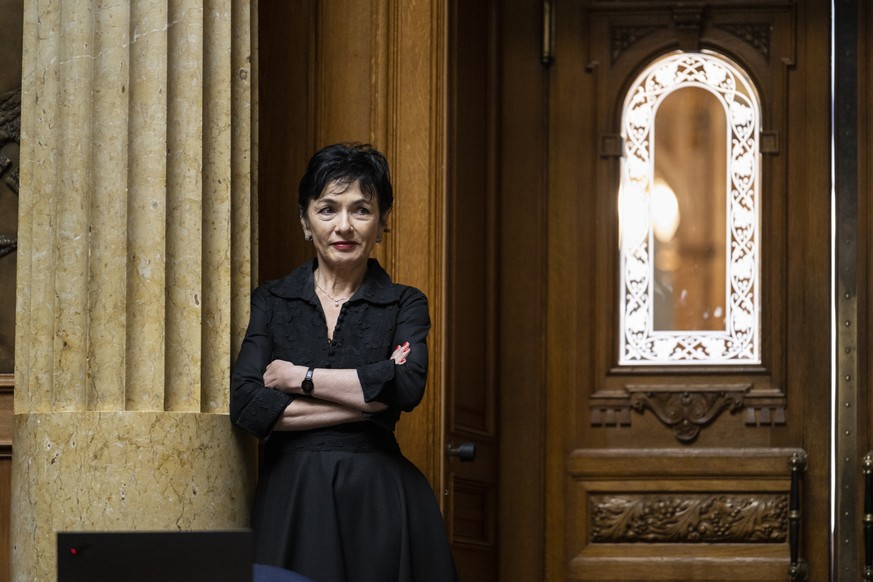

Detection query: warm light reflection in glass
xmin=651 ymin=179 xmax=680 ymax=243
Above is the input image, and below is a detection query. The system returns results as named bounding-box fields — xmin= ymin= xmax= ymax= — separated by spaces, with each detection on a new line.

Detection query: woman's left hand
xmin=390 ymin=342 xmax=411 ymax=365
xmin=263 ymin=359 xmax=303 ymax=393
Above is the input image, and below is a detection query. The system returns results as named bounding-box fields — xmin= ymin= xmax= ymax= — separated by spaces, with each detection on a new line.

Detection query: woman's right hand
xmin=264 ymin=359 xmax=303 ymax=393
xmin=390 ymin=342 xmax=411 ymax=365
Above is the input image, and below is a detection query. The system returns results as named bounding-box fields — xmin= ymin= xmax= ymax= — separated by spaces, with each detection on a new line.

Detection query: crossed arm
xmin=265 ymin=343 xmax=410 ymax=431
xmin=229 ymin=285 xmax=430 ymax=439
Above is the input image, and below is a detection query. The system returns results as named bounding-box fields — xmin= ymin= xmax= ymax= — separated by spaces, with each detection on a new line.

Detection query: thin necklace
xmin=314 ymin=279 xmax=353 ymax=307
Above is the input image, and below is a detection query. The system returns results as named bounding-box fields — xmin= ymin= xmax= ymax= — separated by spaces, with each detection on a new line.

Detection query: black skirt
xmin=251 ymin=424 xmax=459 ymax=582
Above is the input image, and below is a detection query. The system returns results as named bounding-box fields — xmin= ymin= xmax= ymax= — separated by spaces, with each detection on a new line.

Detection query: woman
xmin=230 ymin=143 xmax=459 ymax=582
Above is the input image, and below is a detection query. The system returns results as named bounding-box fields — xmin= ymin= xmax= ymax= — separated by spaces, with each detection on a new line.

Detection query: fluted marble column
xmin=12 ymin=1 xmax=256 ymax=579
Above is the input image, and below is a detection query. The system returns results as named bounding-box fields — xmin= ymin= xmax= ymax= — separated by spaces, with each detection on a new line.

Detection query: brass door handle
xmin=788 ymin=451 xmax=808 ymax=581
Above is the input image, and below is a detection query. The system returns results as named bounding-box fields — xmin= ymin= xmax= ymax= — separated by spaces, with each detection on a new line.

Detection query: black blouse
xmin=230 ymin=258 xmax=430 ymax=439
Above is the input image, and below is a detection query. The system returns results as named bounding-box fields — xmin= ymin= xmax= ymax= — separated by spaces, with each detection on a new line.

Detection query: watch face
xmin=302 ymin=368 xmax=314 ymax=394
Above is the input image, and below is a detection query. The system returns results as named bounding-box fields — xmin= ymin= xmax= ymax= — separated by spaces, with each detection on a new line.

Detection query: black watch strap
xmin=301 ymin=367 xmax=315 ymax=395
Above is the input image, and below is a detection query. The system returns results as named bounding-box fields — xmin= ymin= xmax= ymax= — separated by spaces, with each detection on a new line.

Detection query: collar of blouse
xmin=269 ymin=257 xmax=397 ymax=306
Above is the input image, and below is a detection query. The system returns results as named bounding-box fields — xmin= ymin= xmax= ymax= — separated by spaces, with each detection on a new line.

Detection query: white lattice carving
xmin=619 ymin=52 xmax=761 ymax=365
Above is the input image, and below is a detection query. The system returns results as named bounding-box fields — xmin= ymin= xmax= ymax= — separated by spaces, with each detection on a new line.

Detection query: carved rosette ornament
xmin=590 ymin=494 xmax=788 ymax=543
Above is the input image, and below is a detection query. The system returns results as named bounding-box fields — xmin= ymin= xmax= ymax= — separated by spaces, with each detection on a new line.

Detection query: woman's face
xmin=301 ymin=180 xmax=386 ymax=272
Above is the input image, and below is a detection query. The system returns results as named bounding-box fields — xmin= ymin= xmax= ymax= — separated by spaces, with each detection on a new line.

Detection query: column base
xmin=11 ymin=411 xmax=257 ymax=581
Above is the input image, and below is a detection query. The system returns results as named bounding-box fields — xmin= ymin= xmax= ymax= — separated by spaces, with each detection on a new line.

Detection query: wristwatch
xmin=301 ymin=367 xmax=315 ymax=395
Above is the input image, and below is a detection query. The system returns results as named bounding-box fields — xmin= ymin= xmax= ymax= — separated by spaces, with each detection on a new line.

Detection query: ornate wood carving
xmin=591 ymin=383 xmax=789 ymax=438
xmin=591 ymin=493 xmax=788 ymax=543
xmin=715 ymin=23 xmax=772 ymax=61
xmin=628 ymin=386 xmax=747 ymax=442
xmin=591 ymin=385 xmax=754 ymax=442
xmin=611 ymin=25 xmax=661 ymax=63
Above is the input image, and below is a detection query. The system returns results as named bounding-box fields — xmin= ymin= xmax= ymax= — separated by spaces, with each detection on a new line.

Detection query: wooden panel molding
xmin=571 ymin=476 xmax=790 ymax=579
xmin=451 ymin=478 xmax=495 ymax=546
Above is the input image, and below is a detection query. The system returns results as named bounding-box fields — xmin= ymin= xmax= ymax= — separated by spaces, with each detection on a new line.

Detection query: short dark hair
xmin=298 ymin=143 xmax=394 ymax=221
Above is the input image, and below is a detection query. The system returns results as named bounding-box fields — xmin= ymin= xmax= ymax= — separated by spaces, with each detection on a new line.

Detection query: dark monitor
xmin=57 ymin=530 xmax=253 ymax=582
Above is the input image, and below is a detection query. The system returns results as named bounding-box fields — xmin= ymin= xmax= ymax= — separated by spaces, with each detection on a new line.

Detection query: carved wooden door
xmin=546 ymin=1 xmax=832 ymax=579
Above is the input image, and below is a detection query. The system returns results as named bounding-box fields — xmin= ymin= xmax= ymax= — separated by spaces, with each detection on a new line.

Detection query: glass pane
xmin=652 ymin=87 xmax=727 ymax=332
xmin=618 ymin=52 xmax=760 ymax=365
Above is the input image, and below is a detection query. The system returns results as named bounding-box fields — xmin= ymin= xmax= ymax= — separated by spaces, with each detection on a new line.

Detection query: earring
xmin=304 ymin=234 xmax=312 ymax=242
xmin=376 ymin=232 xmax=383 ymax=243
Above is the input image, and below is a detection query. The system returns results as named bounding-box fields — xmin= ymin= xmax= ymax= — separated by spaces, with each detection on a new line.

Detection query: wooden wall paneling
xmin=382 ymin=0 xmax=448 ymax=492
xmin=257 ymin=1 xmax=315 ymax=281
xmin=788 ymin=2 xmax=832 ymax=576
xmin=496 ymin=0 xmax=549 ymax=580
xmin=315 ymin=2 xmax=381 ymax=145
xmin=447 ymin=0 xmax=494 ymax=438
xmin=545 ymin=0 xmax=593 ymax=577
xmin=257 ymin=0 xmax=390 ymax=277
xmin=446 ymin=0 xmax=498 ymax=579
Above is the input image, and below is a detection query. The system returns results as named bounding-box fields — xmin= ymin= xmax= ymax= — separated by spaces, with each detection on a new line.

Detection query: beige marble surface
xmin=11 ymin=411 xmax=256 ymax=581
xmin=13 ymin=1 xmax=257 ymax=580
xmin=16 ymin=0 xmax=249 ymax=416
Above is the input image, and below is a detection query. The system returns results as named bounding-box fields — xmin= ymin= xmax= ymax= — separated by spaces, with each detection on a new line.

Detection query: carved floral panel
xmin=591 ymin=493 xmax=787 ymax=543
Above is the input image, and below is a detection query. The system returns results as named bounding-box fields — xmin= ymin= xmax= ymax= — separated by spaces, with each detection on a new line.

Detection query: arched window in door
xmin=618 ymin=51 xmax=761 ymax=365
